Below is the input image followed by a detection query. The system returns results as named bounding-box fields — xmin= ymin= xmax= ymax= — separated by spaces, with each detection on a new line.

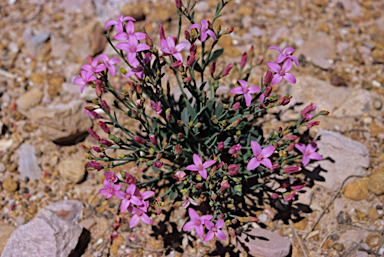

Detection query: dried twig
xmin=289 ymin=220 xmax=309 ymax=257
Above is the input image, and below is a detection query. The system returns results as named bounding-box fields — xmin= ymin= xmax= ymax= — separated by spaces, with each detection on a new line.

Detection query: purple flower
xmin=105 ymin=15 xmax=136 ymax=33
xmin=99 ymin=179 xmax=121 ymax=199
xmin=114 ymin=20 xmax=146 ymax=41
xmin=203 ymin=218 xmax=226 ymax=242
xmin=150 ymin=100 xmax=162 ymax=114
xmin=129 ymin=207 xmax=152 ymax=228
xmin=183 ymin=208 xmax=213 ymax=238
xmin=115 ymin=184 xmax=143 ymax=213
xmin=104 ymin=171 xmax=118 ymax=183
xmin=125 ymin=59 xmax=144 ymax=79
xmin=98 ymin=54 xmax=120 ymax=77
xmin=161 ymin=36 xmax=189 ymax=62
xmin=230 ymin=80 xmax=260 ymax=107
xmin=125 ymin=172 xmax=137 ymax=185
xmin=185 ymin=154 xmax=216 ymax=180
xmin=247 ymin=141 xmax=275 ymax=170
xmin=136 ymin=190 xmax=155 ymax=212
xmin=189 ymin=20 xmax=216 ymax=42
xmin=229 ymin=144 xmax=241 ymax=154
xmin=116 ymin=34 xmax=151 ymax=64
xmin=74 ymin=70 xmax=96 ymax=93
xmin=295 ymin=142 xmax=322 ymax=166
xmin=267 ymin=59 xmax=296 ymax=86
xmin=81 ymin=56 xmax=105 ymax=75
xmin=181 ymin=197 xmax=198 ymax=208
xmin=268 ymin=46 xmax=299 ymax=66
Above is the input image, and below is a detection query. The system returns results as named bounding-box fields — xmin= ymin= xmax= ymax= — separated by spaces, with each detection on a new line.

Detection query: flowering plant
xmin=76 ymin=0 xmax=327 ymax=244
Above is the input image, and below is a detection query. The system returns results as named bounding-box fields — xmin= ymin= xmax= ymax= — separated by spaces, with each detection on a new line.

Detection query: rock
xmin=342 ymin=179 xmax=368 ymax=201
xmin=323 ymin=238 xmax=333 ymax=249
xmin=2 ymin=201 xmax=83 ymax=257
xmin=71 ymin=21 xmax=107 ymax=60
xmin=330 ymin=74 xmax=347 ymax=87
xmin=337 ymin=211 xmax=352 ymax=225
xmin=3 ymin=177 xmax=18 ymax=192
xmin=373 ymin=99 xmax=382 ymax=110
xmin=58 ymin=0 xmax=93 ymax=15
xmin=237 ymin=228 xmax=291 ymax=257
xmin=293 ymin=218 xmax=308 ymax=231
xmin=47 ymin=75 xmax=65 ymax=98
xmin=0 ymin=163 xmax=5 ymax=173
xmin=80 ymin=218 xmax=95 ymax=230
xmin=0 ymin=225 xmax=15 ymax=254
xmin=24 ymin=33 xmax=50 ymax=57
xmin=0 ymin=139 xmax=13 ymax=153
xmin=192 ymin=1 xmax=211 ymax=13
xmin=120 ymin=4 xmax=146 ymax=21
xmin=81 ymin=86 xmax=98 ymax=101
xmin=314 ymin=130 xmax=370 ymax=190
xmin=368 ymin=169 xmax=384 ymax=195
xmin=338 ymin=230 xmax=370 ymax=248
xmin=372 ymin=49 xmax=384 ymax=63
xmin=44 ymin=200 xmax=83 ymax=223
xmin=17 ymin=88 xmax=43 ymax=112
xmin=295 ymin=188 xmax=313 ymax=206
xmin=367 ymin=207 xmax=380 ymax=219
xmin=29 ymin=100 xmax=92 ymax=144
xmin=58 ymin=159 xmax=85 ymax=183
xmin=249 ymin=27 xmax=265 ymax=37
xmin=332 ymin=243 xmax=344 ymax=251
xmin=333 ymin=89 xmax=374 ymax=117
xmin=17 ymin=143 xmax=41 ymax=181
xmin=50 ymin=35 xmax=71 ymax=59
xmin=299 ymin=32 xmax=336 ymax=69
xmin=29 ymin=73 xmax=45 ymax=85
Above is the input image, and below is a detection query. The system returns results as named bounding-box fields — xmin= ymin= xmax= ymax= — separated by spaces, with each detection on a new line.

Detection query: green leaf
xmin=142 ymin=175 xmax=152 ymax=180
xmin=229 ymin=114 xmax=242 ymax=123
xmin=181 ymin=108 xmax=189 ymax=135
xmin=204 ymin=132 xmax=219 ymax=145
xmin=184 ymin=98 xmax=197 ymax=120
xmin=199 ymin=81 xmax=207 ymax=91
xmin=215 ymin=101 xmax=223 ymax=117
xmin=152 ymin=166 xmax=159 ymax=173
xmin=224 ymin=137 xmax=231 ymax=145
xmin=168 ymin=189 xmax=179 ymax=200
xmin=207 ymin=48 xmax=224 ymax=66
xmin=206 ymin=99 xmax=215 ymax=113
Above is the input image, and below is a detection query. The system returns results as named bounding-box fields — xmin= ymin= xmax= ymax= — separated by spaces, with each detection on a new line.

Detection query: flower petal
xmin=136 ymin=44 xmax=151 ymax=52
xmin=115 ymin=191 xmax=126 ymax=200
xmin=202 ymin=160 xmax=216 ymax=169
xmin=199 ymin=169 xmax=207 ymax=180
xmin=188 ymin=208 xmax=199 ymax=221
xmin=183 ymin=221 xmax=196 ymax=231
xmin=172 ymin=53 xmax=183 ymax=62
xmin=116 ymin=42 xmax=130 ymax=51
xmin=200 ymin=215 xmax=213 ymax=224
xmin=193 ymin=154 xmax=202 ymax=166
xmin=126 ymin=21 xmax=135 ymax=34
xmin=200 ymin=31 xmax=207 ymax=42
xmin=130 ymin=196 xmax=143 ymax=206
xmin=205 ymin=220 xmax=214 ymax=230
xmin=105 ymin=20 xmax=118 ymax=29
xmin=195 ymin=225 xmax=204 ymax=238
xmin=135 ymin=32 xmax=147 ymax=40
xmin=267 ymin=62 xmax=281 ymax=73
xmin=238 ymin=80 xmax=248 ymax=88
xmin=248 ymin=86 xmax=260 ymax=94
xmin=230 ymin=86 xmax=244 ymax=95
xmin=284 ymin=47 xmax=295 ymax=54
xmin=141 ymin=191 xmax=155 ymax=200
xmin=129 ymin=214 xmax=140 ymax=228
xmin=276 ymin=53 xmax=287 ymax=63
xmin=216 ymin=230 xmax=227 ymax=240
xmin=283 ymin=73 xmax=296 ymax=84
xmin=206 ymin=30 xmax=216 ymax=41
xmin=109 ymin=58 xmax=121 ymax=65
xmin=251 ymin=141 xmax=262 ymax=156
xmin=247 ymin=157 xmax=260 ymax=171
xmin=295 ymin=143 xmax=306 ymax=153
xmin=302 ymin=154 xmax=310 ymax=166
xmin=271 ymin=74 xmax=282 ymax=86
xmin=268 ymin=46 xmax=282 ymax=53
xmin=261 ymin=145 xmax=275 ymax=158
xmin=141 ymin=213 xmax=153 ymax=224
xmin=244 ymin=93 xmax=252 ymax=107
xmin=216 ymin=218 xmax=225 ymax=229
xmin=203 ymin=231 xmax=215 ymax=242
xmin=127 ymin=52 xmax=137 ymax=64
xmin=282 ymin=58 xmax=293 ymax=72
xmin=120 ymin=199 xmax=130 ymax=213
xmin=189 ymin=24 xmax=201 ymax=30
xmin=289 ymin=55 xmax=299 ymax=67
xmin=308 ymin=152 xmax=322 ymax=161
xmin=260 ymin=158 xmax=273 ymax=170
xmin=185 ymin=164 xmax=199 ymax=171
xmin=166 ymin=36 xmax=175 ymax=49
xmin=128 ymin=34 xmax=138 ymax=47
xmin=175 ymin=42 xmax=189 ymax=52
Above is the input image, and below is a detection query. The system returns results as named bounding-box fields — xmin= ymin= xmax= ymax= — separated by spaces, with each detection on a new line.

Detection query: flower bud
xmin=231 ymin=118 xmax=241 ymax=127
xmin=287 ymin=143 xmax=295 ymax=151
xmin=159 ymin=24 xmax=165 ymax=40
xmin=196 ymin=183 xmax=203 ymax=188
xmin=150 ymin=134 xmax=157 ymax=145
xmin=228 ymin=164 xmax=239 ymax=176
xmin=228 ymin=227 xmax=236 ymax=237
xmin=153 ymin=161 xmax=163 ymax=168
xmin=195 ymin=122 xmax=202 ymax=128
xmin=99 ymin=121 xmax=110 ymax=134
xmin=184 ymin=77 xmax=192 ymax=83
xmin=226 ymin=27 xmax=234 ymax=34
xmin=136 ymin=84 xmax=142 ymax=94
xmin=175 ymin=144 xmax=182 ymax=155
xmin=187 ymin=55 xmax=195 ymax=67
xmin=222 ymin=63 xmax=233 ymax=76
xmin=319 ymin=110 xmax=330 ymax=116
xmin=190 ymin=43 xmax=197 ymax=56
xmin=172 ymin=60 xmax=183 ymax=69
xmin=271 ymin=193 xmax=278 ymax=199
xmin=149 ymin=148 xmax=155 ymax=155
xmin=236 ymin=130 xmax=241 ymax=136
xmin=184 ymin=30 xmax=191 ymax=41
xmin=225 ymin=220 xmax=231 ymax=226
xmin=131 ymin=109 xmax=137 ymax=117
xmin=258 ymin=59 xmax=264 ymax=65
xmin=93 ymin=146 xmax=102 ymax=152
xmin=166 ymin=113 xmax=171 ymax=122
xmin=95 ymin=81 xmax=102 ymax=97
xmin=264 ymin=86 xmax=272 ymax=98
xmin=249 ymin=45 xmax=254 ymax=57
xmin=177 ymin=120 xmax=184 ymax=126
xmin=301 ymin=103 xmax=316 ymax=118
xmin=211 ymin=116 xmax=218 ymax=124
xmin=145 ymin=35 xmax=153 ymax=47
xmin=163 ymin=142 xmax=168 ymax=148
xmin=101 ymin=100 xmax=110 ymax=113
xmin=178 ymin=133 xmax=183 ymax=139
xmin=210 ymin=61 xmax=216 ymax=75
xmin=307 ymin=120 xmax=320 ymax=129
xmin=136 ymin=99 xmax=142 ymax=109
xmin=264 ymin=70 xmax=273 ymax=85
xmin=240 ymin=52 xmax=247 ymax=69
xmin=232 ymin=102 xmax=240 ymax=111
xmin=88 ymin=128 xmax=100 ymax=141
xmin=217 ymin=141 xmax=224 ymax=152
xmin=156 ymin=209 xmax=162 ymax=215
xmin=127 ymin=81 xmax=135 ymax=91
xmin=133 ymin=136 xmax=145 ymax=144
xmin=278 ymin=96 xmax=291 ymax=106
xmin=100 ymin=138 xmax=113 ymax=147
xmin=283 ymin=166 xmax=302 ymax=174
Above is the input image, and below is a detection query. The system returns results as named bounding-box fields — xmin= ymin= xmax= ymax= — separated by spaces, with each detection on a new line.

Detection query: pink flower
xmin=268 ymin=46 xmax=299 ymax=66
xmin=114 ymin=20 xmax=146 ymax=41
xmin=133 ymin=136 xmax=145 ymax=144
xmin=150 ymin=100 xmax=162 ymax=114
xmin=283 ymin=166 xmax=302 ymax=174
xmin=247 ymin=141 xmax=275 ymax=170
xmin=159 ymin=24 xmax=165 ymax=40
xmin=189 ymin=20 xmax=216 ymax=42
xmin=222 ymin=63 xmax=233 ymax=76
xmin=136 ymin=190 xmax=155 ymax=212
xmin=264 ymin=70 xmax=273 ymax=85
xmin=85 ymin=110 xmax=101 ymax=119
xmin=115 ymin=184 xmax=143 ymax=212
xmin=272 ymin=193 xmax=279 ymax=199
xmin=229 ymin=144 xmax=241 ymax=154
xmin=102 ymin=100 xmax=110 ymax=112
xmin=99 ymin=179 xmax=121 ymax=199
xmin=232 ymin=102 xmax=240 ymax=111
xmin=228 ymin=164 xmax=239 ymax=176
xmin=284 ymin=192 xmax=296 ymax=202
xmin=150 ymin=134 xmax=157 ymax=145
xmin=98 ymin=54 xmax=120 ymax=77
xmin=185 ymin=154 xmax=216 ymax=180
xmin=81 ymin=56 xmax=105 ymax=75
xmin=295 ymin=142 xmax=322 ymax=166
xmin=105 ymin=15 xmax=136 ymax=33
xmin=124 ymin=172 xmax=137 ymax=185
xmin=291 ymin=184 xmax=306 ymax=191
xmin=203 ymin=218 xmax=226 ymax=242
xmin=182 ymin=197 xmax=198 ymax=208
xmin=307 ymin=120 xmax=320 ymax=129
xmin=301 ymin=103 xmax=316 ymax=121
xmin=74 ymin=70 xmax=96 ymax=93
xmin=161 ymin=36 xmax=189 ymax=62
xmin=267 ymin=59 xmax=296 ymax=86
xmin=116 ymin=34 xmax=151 ymax=64
xmin=217 ymin=142 xmax=225 ymax=152
xmin=129 ymin=207 xmax=152 ymax=228
xmin=230 ymin=80 xmax=260 ymax=107
xmin=171 ymin=171 xmax=186 ymax=183
xmin=153 ymin=161 xmax=163 ymax=168
xmin=183 ymin=208 xmax=213 ymax=238
xmin=104 ymin=171 xmax=118 ymax=183
xmin=86 ymin=161 xmax=103 ymax=171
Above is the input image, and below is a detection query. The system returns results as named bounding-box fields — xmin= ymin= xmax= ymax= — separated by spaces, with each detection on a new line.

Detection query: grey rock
xmin=299 ymin=33 xmax=336 ymax=69
xmin=2 ymin=200 xmax=83 ymax=257
xmin=30 ymin=100 xmax=92 ymax=144
xmin=249 ymin=26 xmax=265 ymax=37
xmin=333 ymin=89 xmax=373 ymax=117
xmin=81 ymin=86 xmax=98 ymax=101
xmin=237 ymin=228 xmax=291 ymax=257
xmin=17 ymin=88 xmax=43 ymax=112
xmin=24 ymin=33 xmax=50 ymax=56
xmin=17 ymin=143 xmax=41 ymax=181
xmin=314 ymin=130 xmax=369 ymax=190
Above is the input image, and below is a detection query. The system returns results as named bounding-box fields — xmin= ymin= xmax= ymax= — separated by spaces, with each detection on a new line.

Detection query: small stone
xmin=28 ymin=205 xmax=37 ymax=215
xmin=368 ymin=169 xmax=384 ymax=195
xmin=0 ymin=225 xmax=15 ymax=254
xmin=3 ymin=177 xmax=18 ymax=192
xmin=342 ymin=179 xmax=368 ymax=201
xmin=362 ymin=80 xmax=372 ymax=90
xmin=336 ymin=211 xmax=352 ymax=224
xmin=29 ymin=73 xmax=45 ymax=85
xmin=17 ymin=143 xmax=41 ymax=181
xmin=16 ymin=88 xmax=43 ymax=112
xmin=366 ymin=233 xmax=381 ymax=247
xmin=372 ymin=80 xmax=382 ymax=88
xmin=47 ymin=75 xmax=65 ymax=98
xmin=367 ymin=207 xmax=380 ymax=219
xmin=293 ymin=218 xmax=308 ymax=231
xmin=0 ymin=163 xmax=5 ymax=173
xmin=330 ymin=74 xmax=347 ymax=87
xmin=356 ymin=209 xmax=367 ymax=220
xmin=373 ymin=99 xmax=382 ymax=110
xmin=372 ymin=49 xmax=384 ymax=63
xmin=58 ymin=159 xmax=85 ymax=183
xmin=120 ymin=4 xmax=146 ymax=21
xmin=237 ymin=228 xmax=291 ymax=257
xmin=322 ymin=238 xmax=333 ymax=249
xmin=332 ymin=243 xmax=344 ymax=252
xmin=80 ymin=218 xmax=95 ymax=230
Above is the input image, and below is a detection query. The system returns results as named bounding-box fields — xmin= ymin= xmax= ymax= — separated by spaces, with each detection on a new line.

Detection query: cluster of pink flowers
xmin=183 ymin=208 xmax=226 ymax=242
xmin=99 ymin=172 xmax=155 ymax=228
xmin=267 ymin=46 xmax=298 ymax=86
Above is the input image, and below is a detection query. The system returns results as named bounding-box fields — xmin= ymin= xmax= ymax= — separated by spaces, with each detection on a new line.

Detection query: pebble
xmin=366 ymin=233 xmax=381 ymax=247
xmin=373 ymin=99 xmax=382 ymax=110
xmin=3 ymin=177 xmax=18 ymax=192
xmin=58 ymin=159 xmax=86 ymax=183
xmin=17 ymin=143 xmax=41 ymax=181
xmin=343 ymin=179 xmax=369 ymax=201
xmin=16 ymin=88 xmax=43 ymax=113
xmin=332 ymin=242 xmax=344 ymax=251
xmin=336 ymin=211 xmax=352 ymax=224
xmin=372 ymin=80 xmax=382 ymax=88
xmin=293 ymin=218 xmax=308 ymax=231
xmin=368 ymin=169 xmax=384 ymax=195
xmin=0 ymin=224 xmax=16 ymax=253
xmin=0 ymin=163 xmax=6 ymax=173
xmin=367 ymin=207 xmax=381 ymax=219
